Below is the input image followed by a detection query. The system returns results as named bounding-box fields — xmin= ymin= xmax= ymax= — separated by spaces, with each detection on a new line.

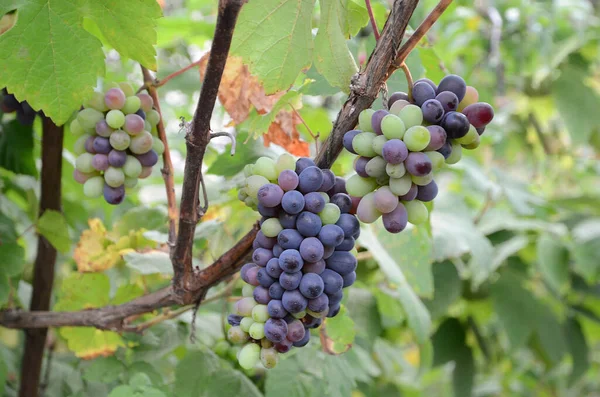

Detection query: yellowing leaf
xmin=59 ymin=327 xmax=125 ymax=359
xmin=74 ymin=219 xmax=122 ymax=272
xmin=322 ymin=306 xmax=355 ymax=354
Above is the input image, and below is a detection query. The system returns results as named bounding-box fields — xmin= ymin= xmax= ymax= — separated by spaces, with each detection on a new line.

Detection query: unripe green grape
xmin=130 ymin=131 xmax=154 ymax=154
xmin=403 ymin=126 xmax=430 ymax=152
xmin=245 ymin=175 xmax=269 ymax=197
xmin=70 ymin=119 xmax=85 ymax=135
xmin=245 ymin=197 xmax=258 ymax=210
xmin=252 ymin=304 xmax=269 ymax=322
xmin=104 ymin=167 xmax=125 ymax=188
xmin=243 ymin=164 xmax=255 ymax=178
xmin=359 ymin=109 xmax=375 ymax=131
xmin=238 ymin=188 xmax=249 ymax=202
xmin=123 ymin=156 xmax=143 ymax=178
xmin=110 ymin=130 xmax=131 ymax=151
xmin=346 ymin=174 xmax=377 ymax=197
xmin=238 ymin=343 xmax=260 ymax=370
xmin=307 ymin=309 xmax=327 ymax=318
xmin=228 ymin=326 xmax=249 ymax=344
xmin=404 ymin=200 xmax=429 ymax=224
xmin=124 ymin=177 xmax=138 ymax=189
xmin=411 ymin=173 xmax=433 ymax=186
xmin=249 ymin=322 xmax=265 ymax=339
xmin=261 ymin=218 xmax=283 ymax=237
xmin=386 ymin=162 xmax=406 ymax=178
xmin=372 ymin=135 xmax=388 ymax=157
xmin=76 ymin=153 xmax=95 ymax=173
xmin=254 ymin=157 xmax=277 ymax=181
xmin=83 ymin=176 xmax=104 ymax=198
xmin=376 ymin=174 xmax=390 ymax=186
xmin=261 ymin=339 xmax=273 ymax=349
xmin=74 ymin=134 xmax=91 ymax=155
xmin=151 ymin=125 xmax=158 ymax=135
xmin=213 ymin=339 xmax=231 ymax=357
xmin=275 ymin=153 xmax=296 ymax=174
xmin=118 ymin=82 xmax=135 ymax=97
xmin=381 ymin=114 xmax=406 ymax=139
xmin=106 ymin=110 xmax=125 ymax=129
xmin=318 ymin=192 xmax=329 ymax=203
xmin=365 ymin=156 xmax=387 ymax=178
xmin=242 ymin=284 xmax=254 ymax=297
xmin=146 ymin=109 xmax=161 ymax=126
xmin=152 ymin=137 xmax=165 ymax=155
xmin=292 ymin=310 xmax=306 ymax=319
xmin=260 ymin=348 xmax=279 ymax=369
xmin=462 ymin=134 xmax=480 ymax=150
xmin=228 ymin=346 xmax=241 ymax=362
xmin=240 ymin=316 xmax=254 ymax=332
xmin=84 ymin=91 xmax=108 ymax=112
xmin=144 ymin=120 xmax=152 ymax=133
xmin=389 ymin=173 xmax=412 ymax=196
xmin=319 ymin=203 xmax=341 ymax=224
xmin=77 ymin=108 xmax=104 ymax=130
xmin=122 ymin=96 xmax=141 ymax=114
xmin=424 ymin=151 xmax=446 ymax=171
xmin=398 ymin=105 xmax=423 ymax=128
xmin=352 ymin=132 xmax=377 ymax=157
xmin=445 ymin=141 xmax=462 ymax=164
xmin=456 ymin=125 xmax=479 ymax=146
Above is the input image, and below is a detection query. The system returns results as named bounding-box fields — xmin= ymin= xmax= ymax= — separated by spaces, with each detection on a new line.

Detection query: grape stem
xmin=399 ymin=62 xmax=414 ymax=102
xmin=153 ymin=58 xmax=205 ymax=89
xmin=210 ymin=131 xmax=237 ymax=155
xmin=289 ymin=103 xmax=320 ymax=153
xmin=365 ymin=0 xmax=380 ymax=40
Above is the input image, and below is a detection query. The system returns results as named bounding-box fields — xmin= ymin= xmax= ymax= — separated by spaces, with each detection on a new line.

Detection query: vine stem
xmin=365 ymin=0 xmax=380 ymax=40
xmin=154 ymin=59 xmax=205 ymax=88
xmin=141 ymin=66 xmax=179 ymax=248
xmin=399 ymin=62 xmax=414 ymax=101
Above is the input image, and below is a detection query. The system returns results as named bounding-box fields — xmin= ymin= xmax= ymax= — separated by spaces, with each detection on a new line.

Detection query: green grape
xmin=245 ymin=175 xmax=270 ymax=197
xmin=213 ymin=339 xmax=231 ymax=357
xmin=424 ymin=151 xmax=445 ymax=171
xmin=152 ymin=137 xmax=165 ymax=155
xmin=254 ymin=157 xmax=278 ymax=181
xmin=445 ymin=141 xmax=462 ymax=164
xmin=403 ymin=126 xmax=430 ymax=152
xmin=358 ymin=108 xmax=375 ymax=131
xmin=381 ymin=114 xmax=406 ymax=139
xmin=73 ymin=134 xmax=91 ymax=155
xmin=124 ymin=177 xmax=138 ymax=189
xmin=365 ymin=156 xmax=387 ymax=178
xmin=411 ymin=173 xmax=433 ymax=186
xmin=398 ymin=105 xmax=423 ymax=129
xmin=293 ymin=311 xmax=307 ymax=319
xmin=76 ymin=153 xmax=95 ymax=173
xmin=307 ymin=309 xmax=327 ymax=318
xmin=103 ymin=82 xmax=120 ymax=92
xmin=261 ymin=218 xmax=283 ymax=237
xmin=350 ymin=247 xmax=358 ymax=257
xmin=252 ymin=304 xmax=269 ymax=322
xmin=318 ymin=192 xmax=330 ymax=203
xmin=70 ymin=119 xmax=85 ymax=136
xmin=376 ymin=174 xmax=390 ymax=186
xmin=404 ymin=200 xmax=428 ymax=224
xmin=389 ymin=173 xmax=412 ymax=196
xmin=146 ymin=109 xmax=161 ymax=126
xmin=118 ymin=82 xmax=135 ymax=97
xmin=346 ymin=174 xmax=377 ymax=197
xmin=130 ymin=131 xmax=154 ymax=154
xmin=238 ymin=343 xmax=260 ymax=370
xmin=228 ymin=326 xmax=249 ymax=344
xmin=84 ymin=91 xmax=108 ymax=112
xmin=389 ymin=99 xmax=411 ymax=116
xmin=456 ymin=125 xmax=478 ymax=145
xmin=77 ymin=108 xmax=104 ymax=130
xmin=123 ymin=156 xmax=143 ymax=178
xmin=144 ymin=120 xmax=153 ymax=133
xmin=104 ymin=167 xmax=125 ymax=188
xmin=106 ymin=110 xmax=125 ymax=129
xmin=319 ymin=203 xmax=341 ymax=224
xmin=240 ymin=317 xmax=254 ymax=332
xmin=462 ymin=135 xmax=480 ymax=149
xmin=260 ymin=348 xmax=279 ymax=369
xmin=352 ymin=132 xmax=377 ymax=157
xmin=228 ymin=346 xmax=241 ymax=362
xmin=122 ymin=96 xmax=141 ymax=114
xmin=83 ymin=176 xmax=104 ymax=198
xmin=275 ymin=153 xmax=296 ymax=174
xmin=242 ymin=284 xmax=254 ymax=297
xmin=249 ymin=322 xmax=265 ymax=339
xmin=245 ymin=197 xmax=258 ymax=210
xmin=238 ymin=188 xmax=249 ymax=202
xmin=386 ymin=162 xmax=406 ymax=178
xmin=243 ymin=164 xmax=255 ymax=178
xmin=372 ymin=135 xmax=388 ymax=156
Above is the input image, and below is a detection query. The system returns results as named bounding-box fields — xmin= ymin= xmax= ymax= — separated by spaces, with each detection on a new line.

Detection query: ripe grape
xmin=352 ymin=132 xmax=377 ymax=157
xmin=330 ymin=193 xmax=352 ymax=214
xmin=304 ymin=192 xmax=326 ymax=213
xmin=266 ymin=258 xmax=283 ymax=278
xmin=343 ymin=130 xmax=361 ymax=154
xmin=303 ymin=259 xmax=326 ymax=274
xmin=424 ymin=125 xmax=447 ymax=151
xmin=404 ymin=200 xmax=429 ymax=224
xmin=371 ymin=109 xmax=389 ymax=135
xmin=326 ymin=251 xmax=357 ymax=276
xmin=365 ymin=156 xmax=387 ymax=178
xmin=282 ymin=290 xmax=308 ymax=313
xmin=73 ymin=170 xmax=96 ymax=184
xmin=253 ymin=248 xmax=274 ymax=266
xmin=253 ymin=286 xmax=271 ymax=304
xmin=373 ymin=186 xmax=398 ymax=213
xmin=342 ymin=272 xmax=356 ymax=287
xmin=435 ymin=91 xmax=459 ymax=113
xmin=91 ymin=154 xmax=109 ymax=171
xmin=382 ymin=139 xmax=408 ymax=164
xmin=405 ymin=152 xmax=433 ymax=177
xmin=320 ymin=269 xmax=343 ymax=295
xmin=298 ymin=166 xmax=324 ymax=193
xmin=269 ymin=282 xmax=284 ymax=299
xmin=437 ymin=74 xmax=467 ymax=101
xmin=358 ymin=108 xmax=375 ymax=131
xmin=296 ymin=211 xmax=322 ymax=237
xmin=267 ymin=300 xmax=288 ymax=319
xmin=353 ymin=156 xmax=369 ymax=177
xmin=95 ymin=120 xmax=113 ymax=137
xmin=277 ymin=229 xmax=303 ymax=250
xmin=278 ymin=212 xmax=297 ymax=229
xmin=281 ymin=190 xmax=305 ymax=214
xmin=105 ymin=88 xmax=126 ymax=110
xmin=139 ymin=167 xmax=153 ymax=179
xmin=136 ymin=150 xmax=159 ymax=167
xmin=124 ymin=114 xmax=145 ymax=135
xmin=412 ymin=81 xmax=436 ymax=106
xmin=421 ymin=99 xmax=444 ymax=124
xmin=415 ymin=78 xmax=437 ymax=91
xmin=137 ymin=92 xmax=154 ymax=112
xmin=399 ymin=183 xmax=418 ymax=201
xmin=398 ymin=104 xmax=423 ymax=128
xmin=295 ymin=157 xmax=316 ymax=174
xmin=84 ymin=136 xmax=96 ymax=153
xmin=299 ymin=237 xmax=324 ymax=262
xmin=278 ymin=249 xmax=304 ymax=273
xmin=336 ymin=213 xmax=360 ymax=238
xmin=258 ymin=183 xmax=284 ymax=208
xmin=328 ymin=290 xmax=344 ymax=306
xmin=103 ymin=183 xmax=125 ymax=205
xmin=461 ymin=102 xmax=494 ymax=128
xmin=319 ymin=169 xmax=336 ymax=192
xmin=382 ymin=202 xmax=408 ymax=233
xmin=437 ymin=141 xmax=452 ymax=159
xmin=92 ymin=137 xmax=111 ymax=154
xmin=388 ymin=91 xmax=409 ymax=108
xmin=403 ymin=126 xmax=431 ymax=152
xmin=356 ymin=192 xmax=382 ymax=223
xmin=228 ymin=314 xmax=244 ymax=327
xmin=416 ymin=180 xmax=438 ymax=202
xmin=299 ymin=273 xmax=324 ymax=299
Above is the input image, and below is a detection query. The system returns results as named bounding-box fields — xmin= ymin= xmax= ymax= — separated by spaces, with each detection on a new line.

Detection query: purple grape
xmin=264 ymin=318 xmax=288 ymax=343
xmin=415 ymin=78 xmax=437 ymax=91
xmin=103 ymin=184 xmax=125 ymax=205
xmin=336 ymin=236 xmax=355 ymax=251
xmin=255 ymin=230 xmax=277 ymax=249
xmin=278 ymin=249 xmax=304 ymax=273
xmin=342 ymin=271 xmax=356 ymax=287
xmin=95 ymin=120 xmax=113 ymax=136
xmin=437 ymin=74 xmax=467 ymax=101
xmin=421 ymin=99 xmax=444 ymax=124
xmin=269 ymin=282 xmax=284 ymax=299
xmin=108 ymin=150 xmax=127 ymax=167
xmin=245 ymin=266 xmax=260 ymax=286
xmin=343 ymin=130 xmax=361 ymax=154
xmin=437 ymin=141 xmax=452 ymax=159
xmin=382 ymin=139 xmax=408 ymax=165
xmin=299 ymin=273 xmax=324 ymax=299
xmin=295 ymin=157 xmax=316 ymax=174
xmin=326 ymin=251 xmax=357 ymax=276
xmin=135 ymin=109 xmax=146 ymax=120
xmin=399 ymin=184 xmax=418 ymax=201
xmin=412 ymin=81 xmax=436 ymax=106
xmin=327 ymin=177 xmax=347 ymax=197
xmin=462 ymin=102 xmax=494 ymax=128
xmin=371 ymin=109 xmax=389 ymax=135
xmin=330 ymin=193 xmax=352 ymax=213
xmin=258 ymin=183 xmax=284 ymax=208
xmin=279 ymin=271 xmax=302 ymax=290
xmin=417 ymin=180 xmax=438 ymax=202
xmin=299 ymin=237 xmax=324 ymax=262
xmin=293 ymin=328 xmax=311 ymax=347
xmin=279 ymin=212 xmax=297 ymax=229
xmin=252 ymin=240 xmax=260 ymax=250
xmin=308 ymin=293 xmax=329 ymax=312
xmin=282 ymin=290 xmax=308 ymax=313
xmin=476 ymin=126 xmax=485 ymax=135
xmin=319 ymin=169 xmax=336 ymax=192
xmin=258 ymin=204 xmax=280 ymax=217
xmin=441 ymin=111 xmax=470 ymax=139
xmin=84 ymin=136 xmax=96 ymax=154
xmin=104 ymin=88 xmax=126 ymax=109
xmin=405 ymin=152 xmax=432 ymax=177
xmin=227 ymin=314 xmax=243 ymax=326
xmin=435 ymin=91 xmax=459 ymax=113
xmin=272 ymin=244 xmax=283 ymax=258
xmin=253 ymin=248 xmax=274 ymax=267
xmin=318 ymin=224 xmax=345 ymax=247
xmin=298 ymin=166 xmax=324 ymax=193
xmin=275 ymin=338 xmax=293 ymax=353
xmin=424 ymin=125 xmax=447 ymax=151
xmin=327 ymin=303 xmax=341 ymax=318
xmin=354 ymin=156 xmax=370 ymax=178
xmin=335 ymin=214 xmax=360 ymax=238
xmin=323 ymin=245 xmax=335 ymax=259
xmin=136 ymin=149 xmax=159 ymax=167
xmin=302 ymin=259 xmax=326 ymax=274
xmin=93 ymin=137 xmax=111 ymax=154
xmin=266 ymin=257 xmax=283 ymax=278
xmin=268 ymin=300 xmax=288 ymax=319
xmin=253 ymin=286 xmax=271 ymax=304
xmin=302 ymin=315 xmax=322 ymax=329
xmin=278 ymin=169 xmax=299 ymax=191
xmin=388 ymin=91 xmax=409 ymax=108
xmin=296 ymin=211 xmax=322 ymax=237
xmin=304 ymin=192 xmax=326 ymax=213
xmin=277 ymin=229 xmax=303 ymax=250
xmin=320 ymin=269 xmax=343 ymax=295
xmin=287 ymin=320 xmax=306 ymax=342
xmin=328 ymin=289 xmax=344 ymax=306
xmin=281 ymin=190 xmax=305 ymax=214
xmin=257 ymin=268 xmax=276 ymax=288
xmin=92 ymin=154 xmax=109 ymax=171
xmin=240 ymin=263 xmax=257 ymax=283
xmin=382 ymin=203 xmax=408 ymax=233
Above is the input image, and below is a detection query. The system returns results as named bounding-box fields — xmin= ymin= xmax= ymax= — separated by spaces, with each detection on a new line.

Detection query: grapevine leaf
xmin=343 ymin=0 xmax=369 ymax=36
xmin=207 ymin=132 xmax=263 ymax=177
xmin=323 ymin=305 xmax=356 ymax=353
xmin=174 ymin=349 xmax=221 ymax=397
xmin=477 ymin=234 xmax=529 ymax=287
xmin=59 ymin=327 xmax=125 ymax=359
xmin=83 ymin=356 xmax=126 ymax=383
xmin=373 ymin=288 xmax=404 ymax=328
xmin=0 ymin=275 xmax=9 ymax=306
xmin=345 ymin=288 xmax=382 ymax=340
xmin=0 ymin=243 xmax=24 ymax=277
xmin=111 ymin=283 xmax=144 ymax=305
xmin=314 ymin=0 xmax=358 ymax=93
xmin=423 ymin=261 xmax=462 ymax=319
xmin=54 ymin=273 xmax=110 ymax=311
xmin=231 ymin=0 xmax=315 ymax=93
xmin=37 ymin=209 xmax=70 ymax=253
xmin=0 ymin=120 xmax=36 ymax=176
xmin=565 ymin=318 xmax=589 ymax=385
xmin=432 ymin=318 xmax=466 ymax=366
xmin=73 ymin=219 xmax=122 ymax=272
xmin=124 ymin=251 xmax=173 ymax=275
xmin=537 ymin=233 xmax=569 ymax=293
xmin=108 ymin=385 xmax=135 ymax=397
xmin=453 ymin=346 xmax=474 ymax=397
xmin=112 ymin=207 xmax=167 ymax=236
xmin=265 ymin=354 xmax=315 ymax=397
xmin=201 ymin=369 xmax=263 ymax=397
xmin=0 ymin=355 xmax=6 ymax=396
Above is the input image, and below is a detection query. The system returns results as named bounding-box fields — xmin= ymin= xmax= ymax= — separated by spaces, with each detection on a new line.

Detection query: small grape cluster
xmin=343 ymin=74 xmax=494 ymax=233
xmin=1 ymin=89 xmax=37 ymax=125
xmin=70 ymin=83 xmax=165 ymax=204
xmin=227 ymin=154 xmax=360 ymax=370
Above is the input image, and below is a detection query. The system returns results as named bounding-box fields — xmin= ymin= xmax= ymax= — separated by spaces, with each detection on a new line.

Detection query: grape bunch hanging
xmin=70 ymin=83 xmax=165 ymax=204
xmin=227 ymin=154 xmax=359 ymax=369
xmin=344 ymin=74 xmax=494 ymax=232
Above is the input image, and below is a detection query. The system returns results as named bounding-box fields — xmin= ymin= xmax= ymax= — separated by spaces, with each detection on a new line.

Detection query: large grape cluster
xmin=70 ymin=83 xmax=165 ymax=205
xmin=1 ymin=89 xmax=37 ymax=125
xmin=343 ymin=74 xmax=494 ymax=233
xmin=227 ymin=154 xmax=359 ymax=369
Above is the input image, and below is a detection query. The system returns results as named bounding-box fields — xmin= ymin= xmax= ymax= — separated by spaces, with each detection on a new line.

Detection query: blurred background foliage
xmin=1 ymin=0 xmax=600 ymax=396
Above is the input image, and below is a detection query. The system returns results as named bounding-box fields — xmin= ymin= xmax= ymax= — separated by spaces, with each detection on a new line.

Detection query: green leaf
xmin=201 ymin=369 xmax=263 ymax=397
xmin=129 ymin=372 xmax=152 ymax=388
xmin=113 ymin=207 xmax=168 ymax=236
xmin=59 ymin=327 xmax=125 ymax=359
xmin=314 ymin=0 xmax=358 ymax=93
xmin=423 ymin=261 xmax=462 ymax=319
xmin=373 ymin=288 xmax=405 ymax=328
xmin=0 ymin=120 xmax=36 ymax=176
xmin=207 ymin=133 xmax=264 ymax=176
xmin=54 ymin=273 xmax=110 ymax=311
xmin=343 ymin=0 xmax=369 ymax=36
xmin=453 ymin=346 xmax=474 ymax=397
xmin=418 ymin=46 xmax=446 ymax=84
xmin=108 ymin=385 xmax=135 ymax=397
xmin=324 ymin=305 xmax=356 ymax=353
xmin=479 ymin=234 xmax=529 ymax=287
xmin=0 ymin=242 xmax=24 ymax=277
xmin=345 ymin=287 xmax=383 ymax=340
xmin=0 ymin=0 xmax=161 ymax=124
xmin=265 ymin=353 xmax=315 ymax=397
xmin=359 ymin=225 xmax=432 ymax=344
xmin=432 ymin=318 xmax=467 ymax=367
xmin=231 ymin=0 xmax=315 ymax=93
xmin=0 ymin=274 xmax=9 ymax=306
xmin=565 ymin=317 xmax=589 ymax=385
xmin=537 ymin=233 xmax=569 ymax=293
xmin=124 ymin=251 xmax=173 ymax=275
xmin=174 ymin=349 xmax=221 ymax=397
xmin=37 ymin=209 xmax=70 ymax=253
xmin=111 ymin=283 xmax=144 ymax=305
xmin=83 ymin=356 xmax=126 ymax=383
xmin=571 ymin=237 xmax=600 ymax=283
xmin=0 ymin=352 xmax=6 ymax=396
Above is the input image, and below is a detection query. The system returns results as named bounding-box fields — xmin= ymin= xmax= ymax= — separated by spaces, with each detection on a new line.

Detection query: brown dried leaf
xmin=263 ymin=111 xmax=310 ymax=157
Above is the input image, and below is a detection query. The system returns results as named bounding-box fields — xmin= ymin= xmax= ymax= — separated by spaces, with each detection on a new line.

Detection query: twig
xmin=365 ymin=0 xmax=380 ymax=40
xmin=399 ymin=62 xmax=414 ymax=101
xmin=141 ymin=66 xmax=179 ymax=248
xmin=467 ymin=316 xmax=490 ymax=361
xmin=473 ymin=190 xmax=494 ymax=225
xmin=289 ymin=104 xmax=320 ymax=153
xmin=528 ymin=112 xmax=552 ymax=155
xmin=210 ymin=131 xmax=237 ymax=155
xmin=154 ymin=59 xmax=205 ymax=88
xmin=319 ymin=323 xmax=337 ymax=354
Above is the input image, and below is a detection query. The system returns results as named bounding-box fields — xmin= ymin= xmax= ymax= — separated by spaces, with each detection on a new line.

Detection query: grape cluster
xmin=227 ymin=155 xmax=359 ymax=369
xmin=1 ymin=89 xmax=37 ymax=125
xmin=70 ymin=83 xmax=165 ymax=205
xmin=343 ymin=74 xmax=494 ymax=233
